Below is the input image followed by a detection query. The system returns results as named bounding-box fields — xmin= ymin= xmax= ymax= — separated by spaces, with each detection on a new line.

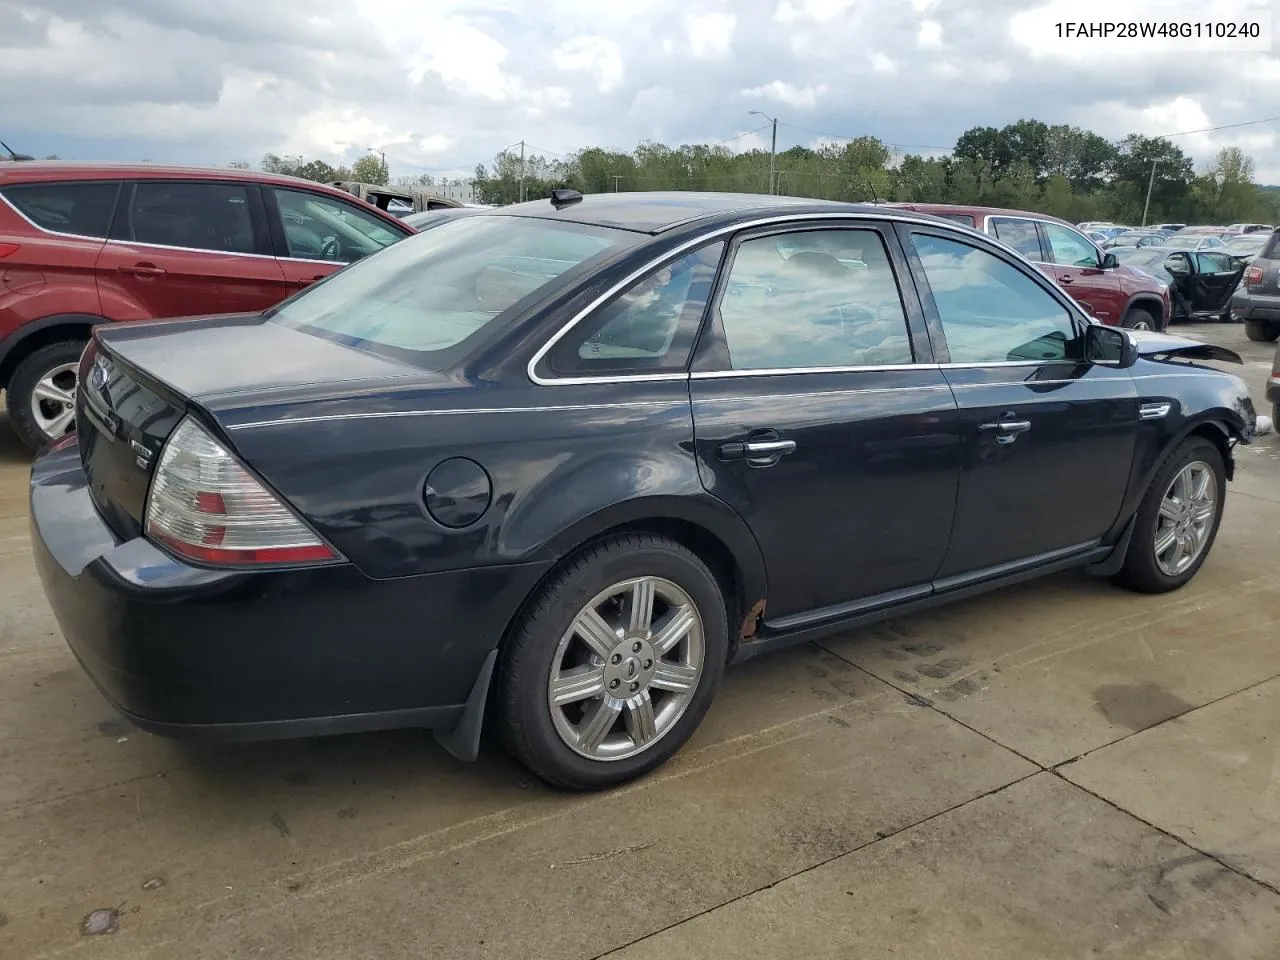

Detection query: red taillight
xmin=0 ymin=242 xmax=19 ymax=258
xmin=144 ymin=417 xmax=339 ymax=567
xmin=1245 ymin=265 xmax=1264 ymax=287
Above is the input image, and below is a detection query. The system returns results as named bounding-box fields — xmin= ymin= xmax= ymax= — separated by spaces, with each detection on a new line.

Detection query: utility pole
xmin=519 ymin=140 xmax=526 ymax=203
xmin=1141 ymin=158 xmax=1158 ymax=226
xmin=612 ymin=174 xmax=622 ymax=192
xmin=749 ymin=110 xmax=778 ymax=194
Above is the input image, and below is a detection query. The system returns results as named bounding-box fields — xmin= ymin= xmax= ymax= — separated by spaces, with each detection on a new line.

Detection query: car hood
xmin=1124 ymin=328 xmax=1243 ymax=365
xmin=93 ymin=313 xmax=439 ymax=410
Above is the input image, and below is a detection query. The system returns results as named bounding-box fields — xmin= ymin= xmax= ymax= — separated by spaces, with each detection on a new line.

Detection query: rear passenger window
xmin=717 ymin=228 xmax=913 ymax=370
xmin=911 ymin=233 xmax=1079 ymax=364
xmin=127 ymin=182 xmax=256 ymax=255
xmin=1 ymin=182 xmax=120 ymax=237
xmin=990 ymin=218 xmax=1043 ymax=260
xmin=548 ymin=242 xmax=724 ymax=377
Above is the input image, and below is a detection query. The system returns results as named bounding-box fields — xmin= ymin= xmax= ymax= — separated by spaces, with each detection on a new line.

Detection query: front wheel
xmin=496 ymin=533 xmax=728 ymax=790
xmin=1122 ymin=306 xmax=1162 ymax=332
xmin=1114 ymin=437 xmax=1226 ymax=594
xmin=7 ymin=340 xmax=87 ymax=452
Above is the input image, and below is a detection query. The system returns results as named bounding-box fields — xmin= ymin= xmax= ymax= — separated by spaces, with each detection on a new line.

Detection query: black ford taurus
xmin=30 ymin=191 xmax=1257 ymax=790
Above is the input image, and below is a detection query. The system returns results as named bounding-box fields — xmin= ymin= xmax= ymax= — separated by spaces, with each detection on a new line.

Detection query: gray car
xmin=1232 ymin=230 xmax=1280 ymax=342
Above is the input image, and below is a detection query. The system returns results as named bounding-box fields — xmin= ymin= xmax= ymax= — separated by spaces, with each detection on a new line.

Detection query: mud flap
xmin=433 ymin=648 xmax=497 ymax=763
xmin=1087 ymin=514 xmax=1136 ymax=577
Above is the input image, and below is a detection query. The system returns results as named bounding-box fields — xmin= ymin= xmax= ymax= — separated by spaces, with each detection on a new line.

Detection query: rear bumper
xmin=30 ymin=442 xmax=549 ymax=741
xmin=1232 ymin=289 xmax=1280 ymax=325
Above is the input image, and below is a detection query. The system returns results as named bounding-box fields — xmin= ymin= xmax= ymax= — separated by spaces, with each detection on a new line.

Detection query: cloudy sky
xmin=2 ymin=0 xmax=1278 ymax=182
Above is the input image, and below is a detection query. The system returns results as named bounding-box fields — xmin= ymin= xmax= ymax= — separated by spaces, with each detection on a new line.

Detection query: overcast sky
xmin=2 ymin=0 xmax=1278 ymax=182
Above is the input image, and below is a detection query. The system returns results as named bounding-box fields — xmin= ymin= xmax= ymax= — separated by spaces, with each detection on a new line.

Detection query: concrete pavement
xmin=0 ymin=320 xmax=1277 ymax=959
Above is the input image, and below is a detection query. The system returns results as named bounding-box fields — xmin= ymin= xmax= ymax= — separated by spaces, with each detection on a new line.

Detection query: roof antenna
xmin=0 ymin=141 xmax=17 ymax=161
xmin=865 ymin=177 xmax=880 ymax=205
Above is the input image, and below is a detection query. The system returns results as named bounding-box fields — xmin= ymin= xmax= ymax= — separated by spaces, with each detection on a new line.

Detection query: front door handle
xmin=118 ymin=263 xmax=167 ymax=277
xmin=978 ymin=418 xmax=1031 ymax=444
xmin=1058 ymin=274 xmax=1074 ymax=284
xmin=717 ymin=438 xmax=797 ymax=465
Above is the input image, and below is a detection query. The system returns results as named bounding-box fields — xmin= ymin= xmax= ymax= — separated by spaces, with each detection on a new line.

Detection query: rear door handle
xmin=118 ymin=263 xmax=167 ymax=277
xmin=979 ymin=418 xmax=1031 ymax=444
xmin=1058 ymin=275 xmax=1074 ymax=284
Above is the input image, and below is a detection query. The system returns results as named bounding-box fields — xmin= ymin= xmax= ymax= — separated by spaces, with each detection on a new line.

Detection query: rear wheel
xmin=7 ymin=341 xmax=86 ymax=452
xmin=1245 ymin=319 xmax=1279 ymax=343
xmin=1114 ymin=437 xmax=1226 ymax=594
xmin=496 ymin=533 xmax=728 ymax=790
xmin=1122 ymin=306 xmax=1162 ymax=332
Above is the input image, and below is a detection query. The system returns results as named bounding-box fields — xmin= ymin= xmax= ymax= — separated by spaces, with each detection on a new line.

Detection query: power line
xmin=1154 ymin=114 xmax=1280 ymax=138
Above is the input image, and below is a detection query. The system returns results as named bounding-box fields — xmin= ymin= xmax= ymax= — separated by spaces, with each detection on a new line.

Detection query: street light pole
xmin=1142 ymin=158 xmax=1158 ymax=227
xmin=749 ymin=110 xmax=778 ymax=194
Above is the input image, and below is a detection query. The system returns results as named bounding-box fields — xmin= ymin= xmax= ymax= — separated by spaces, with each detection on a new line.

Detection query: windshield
xmin=268 ymin=215 xmax=636 ymax=365
xmin=1113 ymin=248 xmax=1168 ymax=268
xmin=1162 ymin=236 xmax=1200 ymax=249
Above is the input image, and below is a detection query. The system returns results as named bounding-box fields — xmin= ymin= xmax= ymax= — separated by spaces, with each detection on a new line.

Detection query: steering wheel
xmin=320 ymin=235 xmax=343 ymax=261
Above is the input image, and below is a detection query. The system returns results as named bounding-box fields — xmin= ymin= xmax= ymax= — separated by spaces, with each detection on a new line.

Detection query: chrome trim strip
xmin=227 ymin=398 xmax=688 ymax=430
xmin=1139 ymin=401 xmax=1173 ymax=420
xmin=690 ymin=363 xmax=926 ymax=379
xmin=103 ymin=237 xmax=279 ymax=261
xmin=695 ymin=385 xmax=952 ymax=403
xmin=526 ymin=209 xmax=1048 ymax=388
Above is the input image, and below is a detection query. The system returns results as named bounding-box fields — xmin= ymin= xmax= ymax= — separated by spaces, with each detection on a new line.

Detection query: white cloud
xmin=870 ymin=53 xmax=898 ymax=74
xmin=684 ymin=12 xmax=736 ymax=58
xmin=774 ymin=0 xmax=859 ymax=23
xmin=917 ymin=20 xmax=943 ymax=48
xmin=741 ymin=81 xmax=827 ymax=109
xmin=552 ymin=35 xmax=624 ymax=93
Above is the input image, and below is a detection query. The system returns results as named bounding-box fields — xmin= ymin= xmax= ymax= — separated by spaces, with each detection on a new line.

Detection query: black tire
xmin=496 ymin=533 xmax=728 ymax=791
xmin=1114 ymin=437 xmax=1226 ymax=594
xmin=7 ymin=340 xmax=87 ymax=452
xmin=1122 ymin=306 xmax=1163 ymax=332
xmin=1245 ymin=319 xmax=1279 ymax=343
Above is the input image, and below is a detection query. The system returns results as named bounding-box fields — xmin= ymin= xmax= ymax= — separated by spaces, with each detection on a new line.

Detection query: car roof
xmin=491 ymin=191 xmax=866 ymax=234
xmin=883 ymin=201 xmax=1078 ymax=228
xmin=0 ymin=160 xmax=368 ymax=197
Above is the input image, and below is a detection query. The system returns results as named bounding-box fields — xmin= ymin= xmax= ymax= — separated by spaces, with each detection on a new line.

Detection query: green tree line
xmin=471 ymin=118 xmax=1279 ymax=226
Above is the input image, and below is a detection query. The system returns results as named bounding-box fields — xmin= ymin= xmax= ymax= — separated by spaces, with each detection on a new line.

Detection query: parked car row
xmin=1 ymin=162 xmax=415 ymax=449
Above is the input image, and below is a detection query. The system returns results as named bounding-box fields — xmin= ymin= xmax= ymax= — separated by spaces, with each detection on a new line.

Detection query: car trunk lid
xmin=78 ymin=314 xmax=425 ymax=539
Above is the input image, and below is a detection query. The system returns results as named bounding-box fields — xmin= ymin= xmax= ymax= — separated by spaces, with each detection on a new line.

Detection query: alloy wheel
xmin=30 ymin=362 xmax=78 ymax=441
xmin=547 ymin=576 xmax=704 ymax=761
xmin=1153 ymin=460 xmax=1217 ymax=577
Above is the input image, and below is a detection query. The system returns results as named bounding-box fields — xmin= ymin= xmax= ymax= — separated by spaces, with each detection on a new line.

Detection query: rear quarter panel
xmin=212 ymin=380 xmax=766 ymax=596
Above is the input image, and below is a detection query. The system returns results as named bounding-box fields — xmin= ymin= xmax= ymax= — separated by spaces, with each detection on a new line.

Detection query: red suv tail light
xmin=145 ymin=417 xmax=339 ymax=566
xmin=0 ymin=242 xmax=19 ymax=258
xmin=1244 ymin=265 xmax=1264 ymax=287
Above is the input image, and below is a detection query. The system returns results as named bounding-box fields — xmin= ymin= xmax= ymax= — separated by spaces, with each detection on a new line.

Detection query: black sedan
xmin=30 ymin=191 xmax=1257 ymax=790
xmin=1113 ymin=246 xmax=1247 ymax=322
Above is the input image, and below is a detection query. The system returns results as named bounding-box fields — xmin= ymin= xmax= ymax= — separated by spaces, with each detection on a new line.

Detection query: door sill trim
xmin=736 ymin=541 xmax=1109 ymax=663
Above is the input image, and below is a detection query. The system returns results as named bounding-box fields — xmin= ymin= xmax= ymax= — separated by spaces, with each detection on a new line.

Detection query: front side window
xmin=717 ymin=228 xmax=913 ymax=370
xmin=269 ymin=215 xmax=634 ymax=367
xmin=1041 ymin=222 xmax=1100 ymax=268
xmin=272 ymin=188 xmax=407 ymax=263
xmin=548 ymin=243 xmax=724 ymax=377
xmin=990 ymin=218 xmax=1043 ymax=260
xmin=1 ymin=181 xmax=120 ymax=237
xmin=910 ymin=232 xmax=1079 ymax=364
xmin=128 ymin=181 xmax=256 ymax=254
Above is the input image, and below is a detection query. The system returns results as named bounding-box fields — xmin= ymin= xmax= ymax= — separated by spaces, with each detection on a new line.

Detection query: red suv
xmin=0 ymin=162 xmax=414 ymax=449
xmin=887 ymin=203 xmax=1171 ymax=332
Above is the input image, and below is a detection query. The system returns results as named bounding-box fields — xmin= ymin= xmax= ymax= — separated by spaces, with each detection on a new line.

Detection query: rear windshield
xmin=1261 ymin=231 xmax=1280 ymax=260
xmin=268 ymin=215 xmax=636 ymax=365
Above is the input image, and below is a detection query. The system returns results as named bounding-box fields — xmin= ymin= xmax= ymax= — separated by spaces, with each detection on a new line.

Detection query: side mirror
xmin=1085 ymin=323 xmax=1138 ymax=368
xmin=1101 ymin=252 xmax=1119 ymax=269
